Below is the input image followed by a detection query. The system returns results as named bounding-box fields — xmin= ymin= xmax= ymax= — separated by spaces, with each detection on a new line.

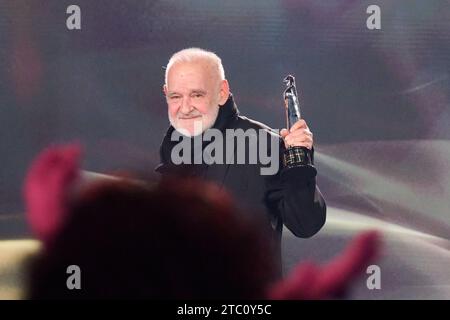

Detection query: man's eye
xmin=192 ymin=94 xmax=203 ymax=98
xmin=169 ymin=96 xmax=181 ymax=100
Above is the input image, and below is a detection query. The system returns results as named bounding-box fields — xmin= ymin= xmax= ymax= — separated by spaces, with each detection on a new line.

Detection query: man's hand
xmin=280 ymin=119 xmax=313 ymax=150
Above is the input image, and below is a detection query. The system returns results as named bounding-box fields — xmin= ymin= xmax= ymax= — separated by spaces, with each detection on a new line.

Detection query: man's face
xmin=164 ymin=60 xmax=228 ymax=136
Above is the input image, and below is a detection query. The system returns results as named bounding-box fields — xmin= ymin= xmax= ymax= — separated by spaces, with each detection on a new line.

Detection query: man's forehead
xmin=166 ymin=88 xmax=207 ymax=95
xmin=168 ymin=60 xmax=217 ymax=79
xmin=165 ymin=74 xmax=209 ymax=92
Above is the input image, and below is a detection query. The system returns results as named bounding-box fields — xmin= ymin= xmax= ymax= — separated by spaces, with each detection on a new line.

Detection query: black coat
xmin=155 ymin=94 xmax=326 ymax=266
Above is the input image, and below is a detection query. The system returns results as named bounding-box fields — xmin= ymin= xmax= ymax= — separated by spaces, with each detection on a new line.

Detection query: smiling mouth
xmin=179 ymin=115 xmax=202 ymax=120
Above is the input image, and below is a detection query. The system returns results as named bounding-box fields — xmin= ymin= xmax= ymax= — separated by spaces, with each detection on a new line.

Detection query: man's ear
xmin=163 ymin=84 xmax=168 ymax=96
xmin=218 ymin=79 xmax=230 ymax=106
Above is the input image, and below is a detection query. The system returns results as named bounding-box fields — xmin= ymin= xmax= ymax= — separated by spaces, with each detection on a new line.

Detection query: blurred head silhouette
xmin=27 ymin=175 xmax=276 ymax=299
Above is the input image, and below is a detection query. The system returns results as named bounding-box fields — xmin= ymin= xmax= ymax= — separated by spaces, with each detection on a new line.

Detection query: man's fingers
xmin=283 ymin=123 xmax=313 ymax=150
xmin=287 ymin=129 xmax=312 ymax=138
xmin=286 ymin=136 xmax=312 ymax=146
xmin=285 ymin=132 xmax=313 ymax=149
xmin=285 ymin=131 xmax=313 ymax=142
xmin=289 ymin=119 xmax=307 ymax=133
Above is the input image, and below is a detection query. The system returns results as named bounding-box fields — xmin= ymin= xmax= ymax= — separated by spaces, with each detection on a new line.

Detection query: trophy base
xmin=283 ymin=146 xmax=317 ymax=175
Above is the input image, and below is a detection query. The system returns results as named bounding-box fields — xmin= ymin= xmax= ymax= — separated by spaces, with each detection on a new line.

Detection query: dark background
xmin=1 ymin=0 xmax=449 ymax=231
xmin=1 ymin=0 xmax=450 ymax=299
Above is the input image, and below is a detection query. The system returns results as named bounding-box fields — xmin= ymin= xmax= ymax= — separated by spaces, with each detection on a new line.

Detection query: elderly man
xmin=156 ymin=48 xmax=326 ymax=272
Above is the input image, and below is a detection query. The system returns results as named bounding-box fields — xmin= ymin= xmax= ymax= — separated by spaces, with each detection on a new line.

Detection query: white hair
xmin=164 ymin=48 xmax=225 ymax=85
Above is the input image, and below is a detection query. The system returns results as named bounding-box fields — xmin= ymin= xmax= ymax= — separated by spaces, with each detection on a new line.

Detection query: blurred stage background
xmin=1 ymin=0 xmax=449 ymax=299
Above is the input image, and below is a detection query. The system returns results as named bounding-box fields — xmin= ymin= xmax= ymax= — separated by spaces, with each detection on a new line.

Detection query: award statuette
xmin=282 ymin=75 xmax=316 ymax=175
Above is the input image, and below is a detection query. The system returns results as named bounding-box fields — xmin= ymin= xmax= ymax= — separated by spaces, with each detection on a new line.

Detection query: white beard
xmin=169 ymin=105 xmax=220 ymax=137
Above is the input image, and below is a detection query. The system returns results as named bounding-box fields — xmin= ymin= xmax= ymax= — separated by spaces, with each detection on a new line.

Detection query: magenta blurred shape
xmin=23 ymin=144 xmax=82 ymax=245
